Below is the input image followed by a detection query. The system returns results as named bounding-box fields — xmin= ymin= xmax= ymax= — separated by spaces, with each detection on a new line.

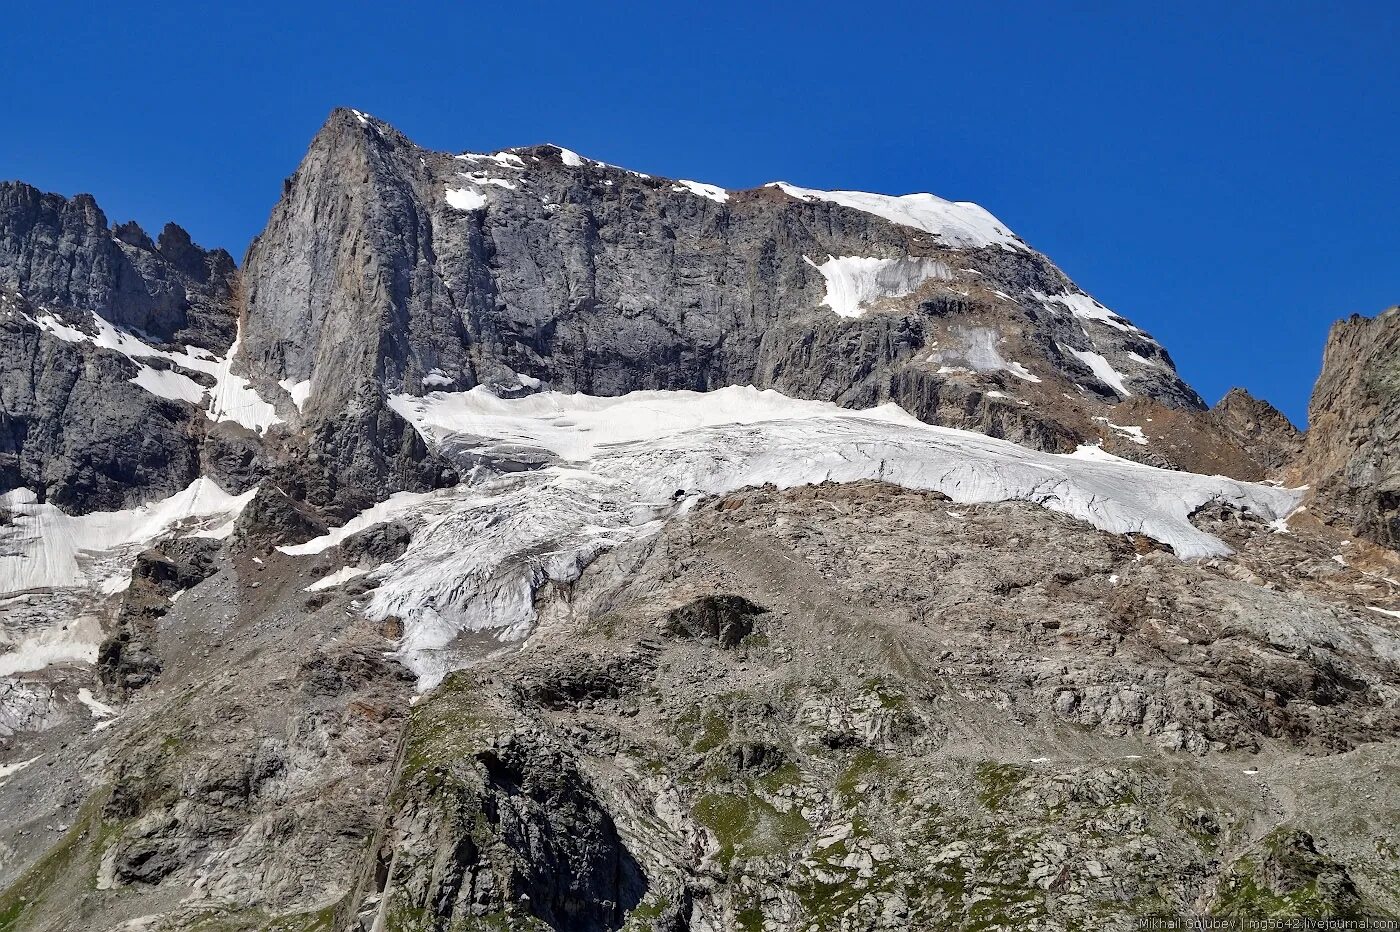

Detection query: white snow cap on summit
xmin=554 ymin=146 xmax=585 ymax=168
xmin=450 ymin=142 xmax=1020 ymax=252
xmin=769 ymin=182 xmax=1025 ymax=251
xmin=672 ymin=180 xmax=729 ymax=203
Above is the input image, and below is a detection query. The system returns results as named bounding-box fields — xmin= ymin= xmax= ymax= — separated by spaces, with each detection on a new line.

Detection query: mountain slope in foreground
xmin=0 ymin=110 xmax=1397 ymax=931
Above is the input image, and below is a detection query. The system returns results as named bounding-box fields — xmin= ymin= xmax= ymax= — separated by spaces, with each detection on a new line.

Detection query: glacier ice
xmin=0 ymin=478 xmax=256 ymax=597
xmin=307 ymin=386 xmax=1304 ymax=689
xmin=0 ymin=477 xmax=255 ymax=675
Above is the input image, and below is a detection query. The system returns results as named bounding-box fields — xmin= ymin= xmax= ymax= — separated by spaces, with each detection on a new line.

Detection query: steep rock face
xmin=1295 ymin=307 xmax=1400 ymax=547
xmin=0 ymin=290 xmax=207 ymax=510
xmin=367 ymin=729 xmax=648 ymax=932
xmin=96 ymin=537 xmax=222 ymax=694
xmin=1209 ymin=387 xmax=1303 ymax=474
xmin=239 ymin=108 xmax=1207 ymax=504
xmin=0 ymin=182 xmax=236 ymax=348
xmin=0 ymin=187 xmax=240 ymax=511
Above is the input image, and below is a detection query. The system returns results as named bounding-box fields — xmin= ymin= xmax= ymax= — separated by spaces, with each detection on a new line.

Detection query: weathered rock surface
xmin=1294 ymin=307 xmax=1400 ymax=548
xmin=237 ymin=109 xmax=1219 ymax=506
xmin=1210 ymin=387 xmax=1303 ymax=473
xmin=231 ymin=484 xmax=330 ymax=552
xmin=335 ymin=482 xmax=1400 ymax=930
xmin=660 ymin=594 xmax=767 ymax=648
xmin=96 ymin=537 xmax=222 ymax=693
xmin=366 ymin=728 xmax=648 ymax=931
xmin=0 ymin=184 xmax=239 ymax=512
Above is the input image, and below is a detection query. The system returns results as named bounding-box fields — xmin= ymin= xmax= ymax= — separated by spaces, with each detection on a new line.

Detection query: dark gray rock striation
xmin=239 ymin=108 xmax=1207 ymax=505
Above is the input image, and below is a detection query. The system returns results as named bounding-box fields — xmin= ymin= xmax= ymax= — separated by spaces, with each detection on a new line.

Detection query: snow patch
xmin=0 ymin=613 xmax=104 ymax=676
xmin=30 ymin=312 xmax=282 ymax=433
xmin=305 ymin=566 xmax=370 ymax=592
xmin=1094 ymin=417 xmax=1149 ymax=445
xmin=672 ymin=180 xmax=729 ymax=203
xmin=445 ymin=187 xmax=487 ymax=212
xmin=807 ymin=255 xmax=952 ymax=318
xmin=1033 ymin=290 xmax=1139 ymax=334
xmin=279 ymin=378 xmax=312 ymax=411
xmin=77 ymin=688 xmax=117 ymax=719
xmin=456 ymin=151 xmax=527 ymax=170
xmin=554 ymin=146 xmax=585 ymax=167
xmin=929 ymin=326 xmax=1042 ymax=383
xmin=0 ymin=756 xmax=41 ymax=783
xmin=129 ymin=365 xmax=208 ymax=405
xmin=205 ymin=329 xmax=282 ymax=432
xmin=770 ymin=182 xmax=1024 ymax=251
xmin=280 ymin=490 xmax=458 ymax=557
xmin=1067 ymin=347 xmax=1133 ymax=397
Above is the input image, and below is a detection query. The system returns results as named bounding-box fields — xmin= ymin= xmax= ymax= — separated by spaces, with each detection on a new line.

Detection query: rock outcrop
xmin=96 ymin=537 xmax=222 ymax=693
xmin=238 ymin=109 xmax=1210 ymax=507
xmin=0 ymin=182 xmax=236 ymax=347
xmin=1294 ymin=307 xmax=1400 ymax=548
xmin=0 ymin=184 xmax=239 ymax=512
xmin=1210 ymin=387 xmax=1303 ymax=473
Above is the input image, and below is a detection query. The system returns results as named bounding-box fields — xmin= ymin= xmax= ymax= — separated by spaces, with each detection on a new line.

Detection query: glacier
xmin=0 ymin=477 xmax=256 ymax=676
xmin=769 ymin=182 xmax=1025 ymax=251
xmin=0 ymin=384 xmax=1304 ymax=691
xmin=297 ymin=386 xmax=1305 ymax=689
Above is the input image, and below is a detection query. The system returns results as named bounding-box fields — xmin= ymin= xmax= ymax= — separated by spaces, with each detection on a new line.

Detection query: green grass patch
xmin=974 ymin=762 xmax=1029 ymax=811
xmin=693 ymin=792 xmax=810 ymax=869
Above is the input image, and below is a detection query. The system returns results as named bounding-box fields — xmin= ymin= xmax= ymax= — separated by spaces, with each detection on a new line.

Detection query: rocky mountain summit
xmin=0 ymin=182 xmax=241 ymax=511
xmin=239 ymin=108 xmax=1266 ymax=507
xmin=0 ymin=109 xmax=1397 ymax=931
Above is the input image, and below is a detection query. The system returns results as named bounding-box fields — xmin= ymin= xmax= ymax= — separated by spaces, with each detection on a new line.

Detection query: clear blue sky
xmin=2 ymin=2 xmax=1395 ymax=424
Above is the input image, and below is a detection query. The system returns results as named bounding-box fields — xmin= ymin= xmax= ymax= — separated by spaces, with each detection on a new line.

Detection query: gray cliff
xmin=0 ymin=183 xmax=238 ymax=511
xmin=1295 ymin=306 xmax=1400 ymax=547
xmin=239 ymin=109 xmax=1208 ymax=507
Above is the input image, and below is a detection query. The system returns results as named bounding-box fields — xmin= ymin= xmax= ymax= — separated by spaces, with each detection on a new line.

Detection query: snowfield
xmin=0 ymin=477 xmax=255 ymax=676
xmin=0 ymin=478 xmax=254 ymax=596
xmin=769 ymin=182 xmax=1025 ymax=251
xmin=1 ymin=385 xmax=1304 ymax=690
xmin=806 ymin=255 xmax=952 ymax=318
xmin=342 ymin=386 xmax=1301 ymax=688
xmin=27 ymin=311 xmax=283 ymax=434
